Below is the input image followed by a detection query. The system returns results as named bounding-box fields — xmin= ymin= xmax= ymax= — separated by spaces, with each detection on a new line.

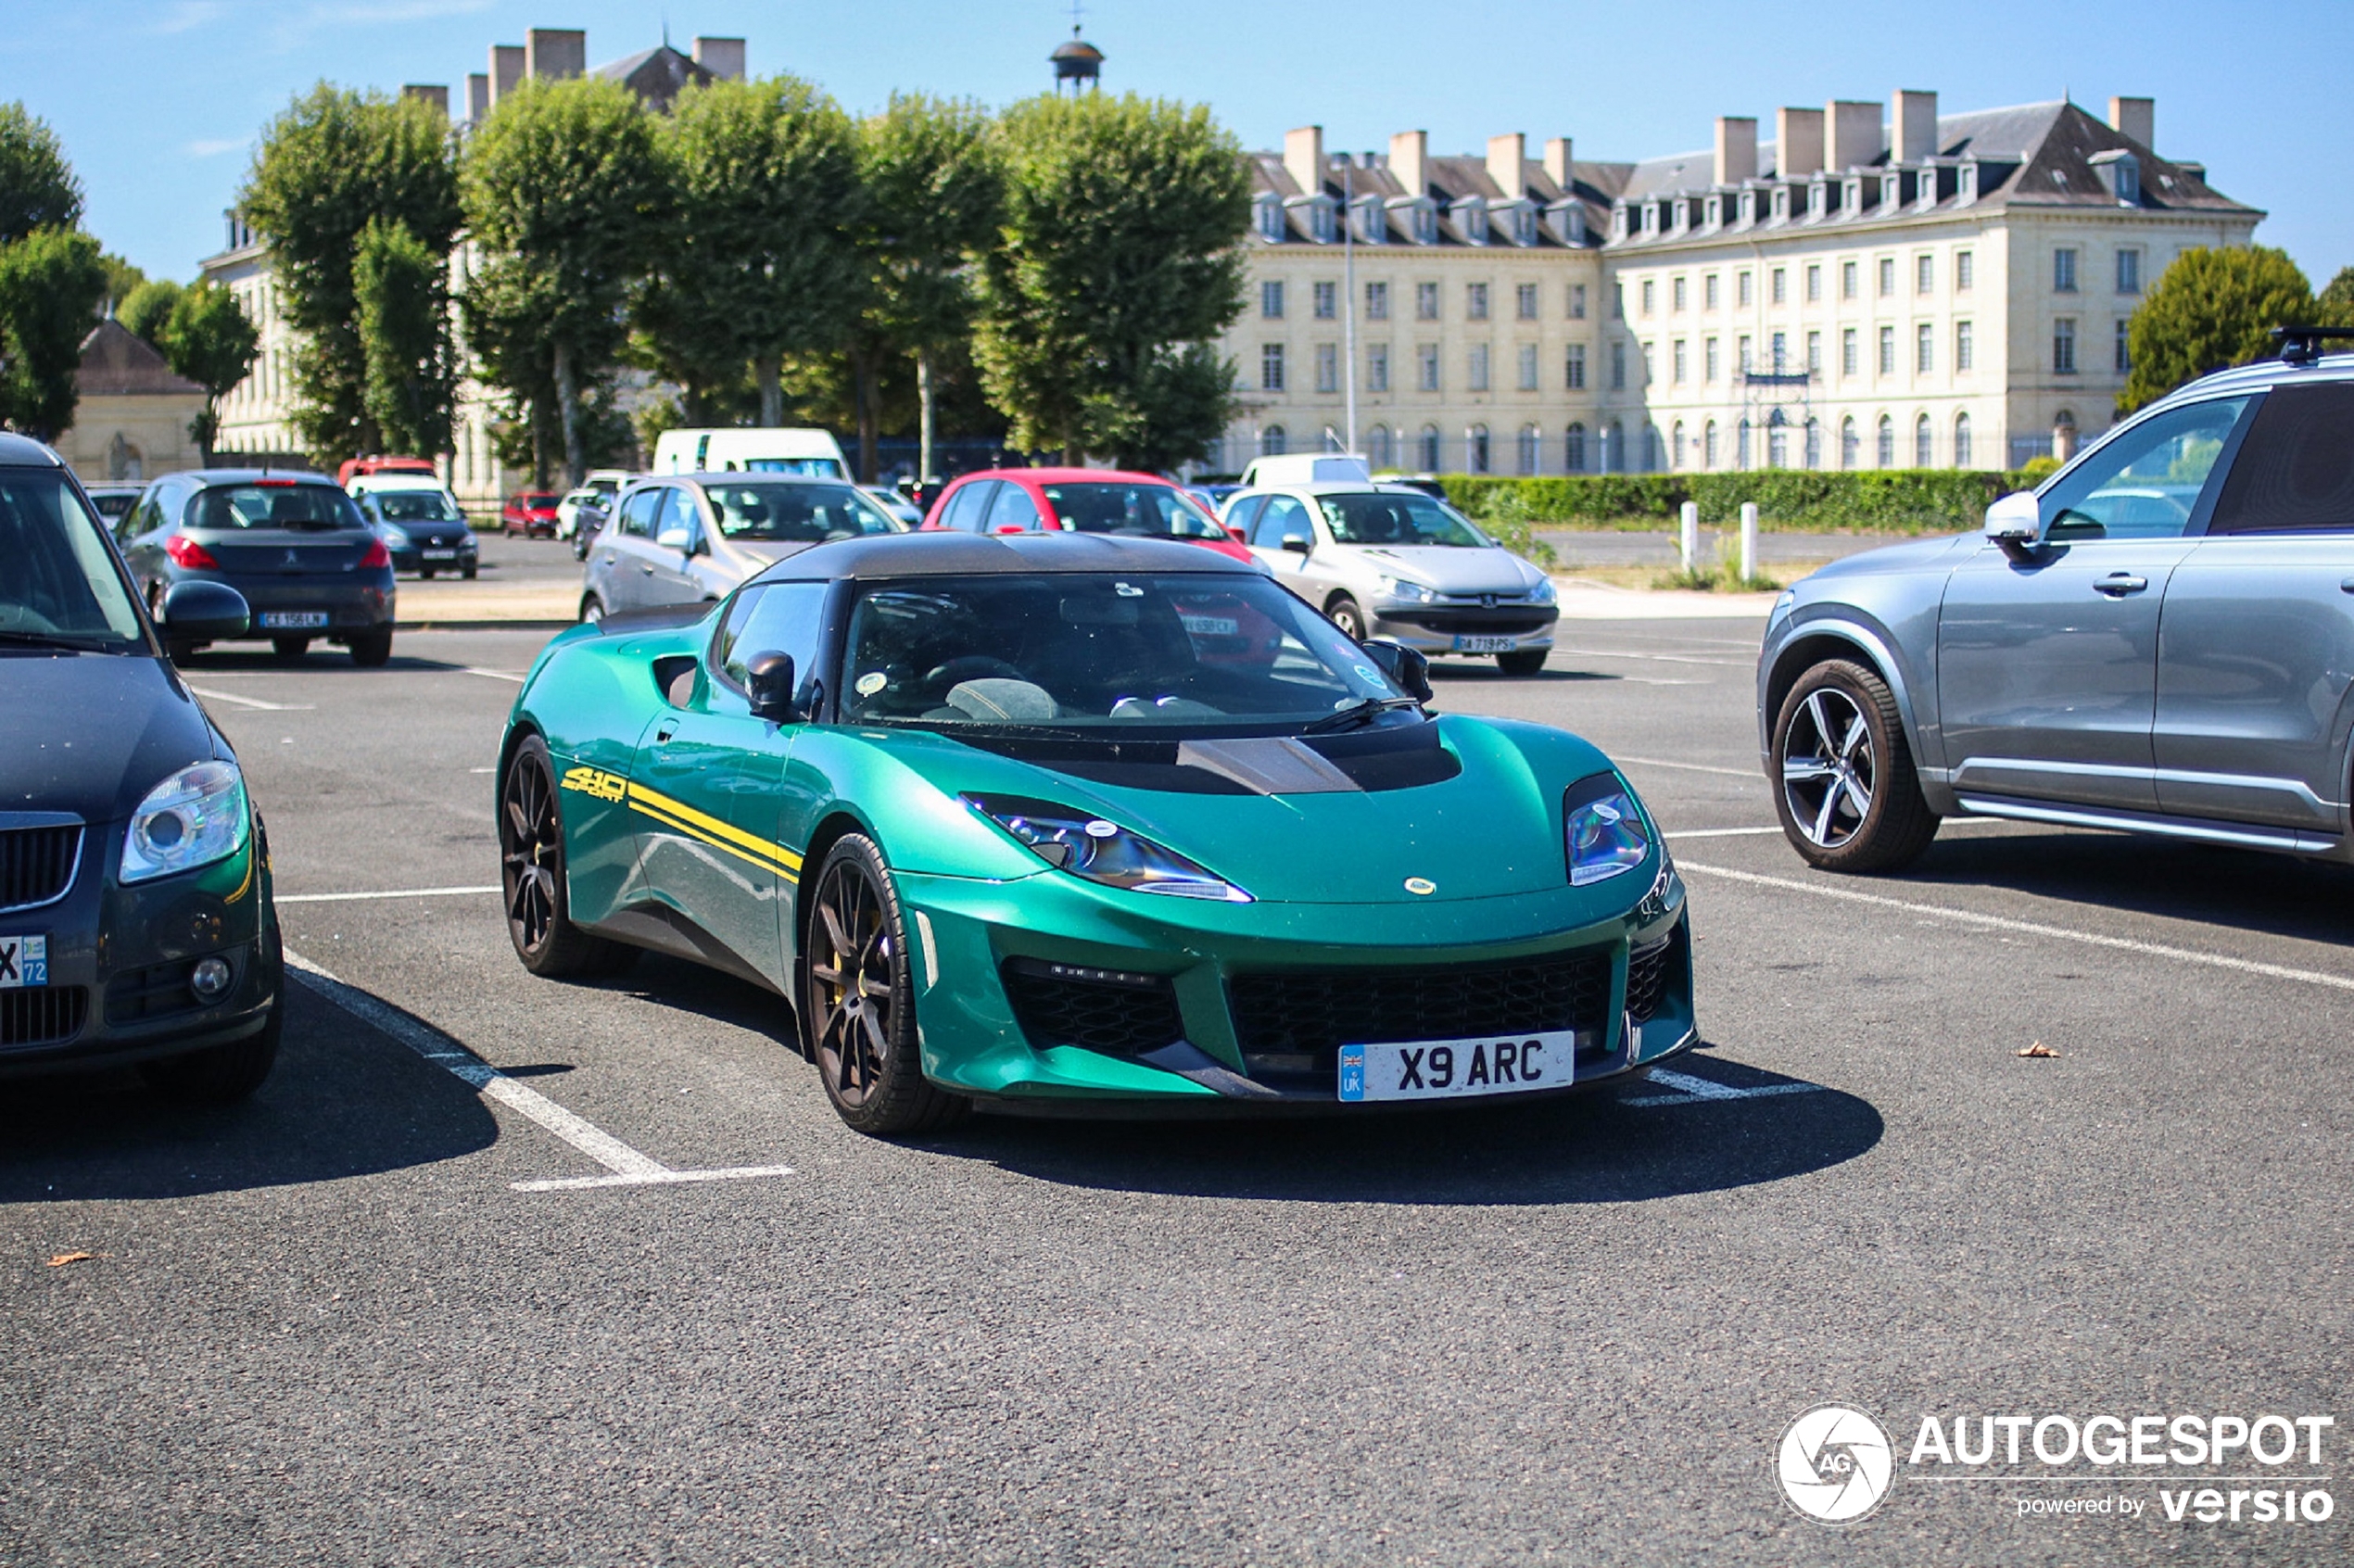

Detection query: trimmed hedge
xmin=1439 ymin=470 xmax=2045 ymax=536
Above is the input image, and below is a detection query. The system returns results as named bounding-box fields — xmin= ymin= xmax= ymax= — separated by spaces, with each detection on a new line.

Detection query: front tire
xmin=1498 ymin=649 xmax=1548 ymax=676
xmin=1771 ymin=659 xmax=1940 ymax=873
xmin=1325 ymin=595 xmax=1367 ymax=641
xmin=499 ymin=734 xmax=638 ymax=979
xmin=579 ymin=595 xmax=605 ymax=626
xmin=800 ymin=834 xmax=967 ymax=1137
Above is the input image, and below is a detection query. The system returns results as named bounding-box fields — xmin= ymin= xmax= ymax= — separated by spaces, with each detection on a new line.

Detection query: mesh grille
xmin=1626 ymin=935 xmax=1677 ymax=1024
xmin=1230 ymin=949 xmax=1613 ymax=1074
xmin=1003 ymin=961 xmax=1185 ymax=1056
xmin=1 ymin=987 xmax=89 ymax=1048
xmin=107 ymin=962 xmax=202 ymax=1026
xmin=0 ymin=825 xmax=81 ymax=912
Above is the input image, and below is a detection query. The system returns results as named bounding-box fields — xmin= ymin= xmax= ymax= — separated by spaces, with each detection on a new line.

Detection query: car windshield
xmin=372 ymin=490 xmax=463 ymax=523
xmin=0 ymin=472 xmax=146 ymax=651
xmin=742 ymin=457 xmax=847 ymax=478
xmin=1039 ymin=482 xmax=1227 ymax=541
xmin=839 ymin=572 xmax=1405 ymax=733
xmin=702 ymin=481 xmax=903 ymax=542
xmin=518 ymin=493 xmax=561 ymax=508
xmin=1316 ymin=492 xmax=1491 ymax=548
xmin=189 ymin=484 xmax=365 ymax=531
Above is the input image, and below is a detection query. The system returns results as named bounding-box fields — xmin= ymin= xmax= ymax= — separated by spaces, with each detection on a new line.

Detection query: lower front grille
xmin=1385 ymin=607 xmax=1557 ymax=635
xmin=1003 ymin=959 xmax=1185 ymax=1056
xmin=0 ymin=823 xmax=82 ymax=912
xmin=2 ymin=986 xmax=89 ymax=1048
xmin=1626 ymin=933 xmax=1677 ymax=1024
xmin=106 ymin=962 xmax=204 ymax=1026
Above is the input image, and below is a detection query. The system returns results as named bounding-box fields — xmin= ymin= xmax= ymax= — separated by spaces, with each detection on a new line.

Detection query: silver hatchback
xmin=1757 ymin=341 xmax=2354 ymax=873
xmin=578 ymin=474 xmax=904 ymax=621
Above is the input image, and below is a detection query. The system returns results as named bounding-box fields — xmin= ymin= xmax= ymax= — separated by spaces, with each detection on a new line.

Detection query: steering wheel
xmin=923 ymin=655 xmax=1026 ymax=689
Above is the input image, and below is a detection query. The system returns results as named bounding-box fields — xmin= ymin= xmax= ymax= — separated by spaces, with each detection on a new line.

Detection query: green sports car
xmin=495 ymin=533 xmax=1694 ymax=1134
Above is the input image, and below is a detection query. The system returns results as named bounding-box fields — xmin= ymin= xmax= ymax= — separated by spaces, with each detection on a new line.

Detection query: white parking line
xmin=1616 ymin=755 xmax=1758 ymax=778
xmin=187 ymin=686 xmax=315 ymax=712
xmin=1551 ymin=648 xmax=1753 ymax=667
xmin=462 ymin=667 xmax=526 ymax=683
xmin=1622 ymin=1067 xmax=1829 ymax=1106
xmin=1665 ymin=826 xmax=1785 ymax=840
xmin=278 ymin=885 xmax=500 ymax=904
xmin=283 ymin=948 xmax=796 ymax=1192
xmin=1678 ymin=861 xmax=2354 ymax=994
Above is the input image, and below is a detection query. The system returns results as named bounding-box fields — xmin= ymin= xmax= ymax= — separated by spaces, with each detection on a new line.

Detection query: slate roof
xmin=76 ymin=321 xmax=202 ymax=398
xmin=594 ymin=44 xmax=714 ymax=113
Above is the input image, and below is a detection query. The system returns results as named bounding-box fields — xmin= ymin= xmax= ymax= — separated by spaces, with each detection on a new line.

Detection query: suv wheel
xmin=1771 ymin=659 xmax=1940 ymax=873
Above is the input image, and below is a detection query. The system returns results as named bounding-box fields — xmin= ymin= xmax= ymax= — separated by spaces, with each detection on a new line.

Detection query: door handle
xmin=2093 ymin=573 xmax=2148 ymax=596
xmin=639 ymin=563 xmax=655 ymax=575
xmin=654 ymin=727 xmax=675 ymax=745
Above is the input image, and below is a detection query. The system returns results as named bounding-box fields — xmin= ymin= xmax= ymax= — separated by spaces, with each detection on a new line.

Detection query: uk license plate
xmin=258 ymin=611 xmax=330 ymax=630
xmin=1452 ymin=634 xmax=1516 ymax=654
xmin=422 ymin=549 xmax=458 ymax=561
xmin=1337 ymin=1031 xmax=1576 ymax=1102
xmin=0 ymin=933 xmax=47 ymax=989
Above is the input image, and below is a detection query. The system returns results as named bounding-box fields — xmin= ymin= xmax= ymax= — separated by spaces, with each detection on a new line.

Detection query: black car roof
xmin=751 ymin=531 xmax=1250 ymax=584
xmin=0 ymin=433 xmax=63 ymax=467
xmin=182 ymin=467 xmax=339 ymax=487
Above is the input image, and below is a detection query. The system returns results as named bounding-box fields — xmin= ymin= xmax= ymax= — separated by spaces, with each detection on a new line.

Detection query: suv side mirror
xmin=745 ymin=651 xmax=799 ymax=723
xmin=159 ymin=580 xmax=250 ymax=641
xmin=1360 ymin=638 xmax=1433 ymax=702
xmin=1983 ymin=491 xmax=2046 ymax=553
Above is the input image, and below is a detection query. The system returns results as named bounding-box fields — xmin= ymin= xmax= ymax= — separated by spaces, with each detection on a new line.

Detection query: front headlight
xmin=1526 ymin=576 xmax=1558 ymax=605
xmin=1563 ymin=772 xmax=1652 ymax=888
xmin=379 ymin=525 xmax=411 ymax=547
xmin=966 ymin=794 xmax=1252 ymax=903
xmin=1767 ymin=588 xmax=1798 ymax=631
xmin=1375 ymin=575 xmax=1437 ymax=604
xmin=120 ymin=760 xmax=249 ymax=885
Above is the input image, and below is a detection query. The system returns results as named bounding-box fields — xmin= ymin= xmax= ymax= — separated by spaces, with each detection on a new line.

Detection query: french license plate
xmin=0 ymin=933 xmax=47 ymax=989
xmin=1452 ymin=634 xmax=1516 ymax=654
xmin=1337 ymin=1030 xmax=1576 ymax=1102
xmin=1182 ymin=613 xmax=1240 ymax=636
xmin=258 ymin=611 xmax=330 ymax=630
xmin=422 ymin=549 xmax=458 ymax=561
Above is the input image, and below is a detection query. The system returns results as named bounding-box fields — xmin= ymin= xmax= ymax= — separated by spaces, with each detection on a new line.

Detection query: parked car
xmin=112 ymin=469 xmax=396 ymax=664
xmin=651 ymin=427 xmax=849 ymax=478
xmin=923 ymin=468 xmax=1258 ymax=566
xmin=82 ymin=482 xmax=146 ymax=525
xmin=349 ymin=474 xmax=477 ymax=578
xmin=862 ymin=484 xmax=924 ymax=525
xmin=501 ymin=490 xmax=563 ymax=537
xmin=578 ymin=474 xmax=905 ymax=620
xmin=335 ymin=454 xmax=437 ymax=488
xmin=556 ymin=468 xmax=633 ymax=540
xmin=0 ymin=434 xmax=283 ymax=1101
xmin=1756 ymin=333 xmax=2354 ymax=875
xmin=1219 ymin=480 xmax=1557 ymax=673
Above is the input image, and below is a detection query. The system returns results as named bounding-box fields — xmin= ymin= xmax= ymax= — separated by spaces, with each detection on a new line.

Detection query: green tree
xmin=2121 ymin=246 xmax=2312 ymax=412
xmin=353 ymin=216 xmax=454 ymax=456
xmin=0 ymin=225 xmax=106 ymax=439
xmin=241 ymin=85 xmax=459 ymax=462
xmin=463 ymin=76 xmax=667 ymax=486
xmin=159 ymin=280 xmax=259 ymax=462
xmin=2311 ymin=265 xmax=2354 ymax=329
xmin=974 ymin=93 xmax=1247 ymax=468
xmin=0 ymin=102 xmax=81 ymax=244
xmin=118 ymin=277 xmax=184 ymax=344
xmin=98 ymin=252 xmax=148 ymax=318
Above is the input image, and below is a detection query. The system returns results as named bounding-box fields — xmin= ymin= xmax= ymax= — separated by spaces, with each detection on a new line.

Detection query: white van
xmin=1235 ymin=452 xmax=1372 ymax=488
xmin=652 ymin=427 xmax=850 ymax=479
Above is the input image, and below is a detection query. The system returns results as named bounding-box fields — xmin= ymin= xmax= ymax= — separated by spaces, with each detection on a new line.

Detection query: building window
xmin=1640 ymin=340 xmax=1655 ymax=384
xmin=1644 ymin=424 xmax=1663 ymax=472
xmin=1673 ymin=338 xmax=1688 ymax=384
xmin=1841 ymin=328 xmax=1857 ymax=377
xmin=1917 ymin=322 xmax=1933 ymax=374
xmin=1367 ymin=424 xmax=1394 ymax=468
xmin=1955 ymin=249 xmax=1973 ymax=291
xmin=1416 ymin=282 xmax=1440 ymax=320
xmin=1261 ymin=280 xmax=1285 ymax=318
xmin=1365 ymin=281 xmax=1389 ymax=320
xmin=2117 ymin=248 xmax=2141 ymax=294
xmin=1420 ymin=425 xmax=1441 ymax=470
xmin=1806 ymin=331 xmax=1821 ymax=375
xmin=1702 ymin=420 xmax=1718 ymax=468
xmin=1769 ymin=331 xmax=1787 ymax=373
xmin=2115 ymin=318 xmax=2132 ymax=373
xmin=1418 ymin=343 xmax=1440 ymax=391
xmin=1738 ymin=270 xmax=1753 ymax=307
xmin=1704 ymin=272 xmax=1720 ymax=310
xmin=1841 ymin=415 xmax=1858 ymax=470
xmin=1312 ymin=281 xmax=1336 ymax=319
xmin=1468 ymin=424 xmax=1490 ymax=474
xmin=1876 ymin=414 xmax=1894 ymax=467
xmin=2055 ymin=318 xmax=2078 ymax=373
xmin=1672 ymin=275 xmax=1688 ymax=311
xmin=1917 ymin=253 xmax=1934 ymax=295
xmin=1805 ymin=264 xmax=1822 ymax=303
xmin=1672 ymin=420 xmax=1687 ymax=468
xmin=1841 ymin=259 xmax=1858 ymax=300
xmin=1956 ymin=320 xmax=1974 ymax=373
xmin=1468 ymin=344 xmax=1490 ymax=392
xmin=1878 ymin=326 xmax=1895 ymax=376
xmin=1705 ymin=336 xmax=1720 ymax=383
xmin=1260 ymin=424 xmax=1287 ymax=457
xmin=1638 ymin=278 xmax=1654 ymax=315
xmin=1516 ymin=282 xmax=1538 ymax=320
xmin=1771 ymin=267 xmax=1787 ymax=304
xmin=1517 ymin=423 xmax=1540 ymax=474
xmin=1954 ymin=411 xmax=1973 ymax=467
xmin=1610 ymin=341 xmax=1626 ymax=389
xmin=1468 ymin=282 xmax=1490 ymax=320
xmin=1261 ymin=343 xmax=1285 ymax=391
xmin=1606 ymin=420 xmax=1624 ymax=473
xmin=1569 ymin=283 xmax=1587 ymax=320
xmin=1613 ymin=283 xmax=1625 ymax=319
xmin=1565 ymin=344 xmax=1586 ymax=390
xmin=1564 ymin=422 xmax=1587 ymax=472
xmin=1916 ymin=413 xmax=1933 ymax=467
xmin=2055 ymin=247 xmax=2079 ymax=292
xmin=1368 ymin=343 xmax=1389 ymax=392
xmin=1736 ymin=417 xmax=1752 ymax=471
xmin=1767 ymin=411 xmax=1789 ymax=469
xmin=1738 ymin=335 xmax=1753 ymax=373
xmin=1517 ymin=342 xmax=1539 ymax=391
xmin=1315 ymin=342 xmax=1338 ymax=394
xmin=1878 ymin=257 xmax=1895 ymax=297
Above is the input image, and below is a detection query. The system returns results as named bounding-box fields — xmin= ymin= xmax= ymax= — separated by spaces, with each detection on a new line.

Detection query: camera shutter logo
xmin=1777 ymin=1404 xmax=1893 ymax=1524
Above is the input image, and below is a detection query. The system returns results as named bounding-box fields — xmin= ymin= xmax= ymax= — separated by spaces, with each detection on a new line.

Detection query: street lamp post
xmin=1341 ymin=155 xmax=1358 ymax=457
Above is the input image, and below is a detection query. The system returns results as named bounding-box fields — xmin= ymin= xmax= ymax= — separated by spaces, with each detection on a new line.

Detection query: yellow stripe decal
xmin=626 ymin=782 xmax=804 ymax=869
xmin=627 ymin=797 xmax=802 ymax=881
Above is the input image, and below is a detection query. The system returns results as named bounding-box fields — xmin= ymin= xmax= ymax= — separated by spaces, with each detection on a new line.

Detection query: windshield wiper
xmin=0 ymin=627 xmax=123 ymax=653
xmin=1300 ymin=696 xmax=1424 ymax=735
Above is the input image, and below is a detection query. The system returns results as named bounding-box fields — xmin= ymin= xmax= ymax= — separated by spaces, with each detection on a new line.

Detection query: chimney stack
xmin=1827 ymin=99 xmax=1880 ymax=171
xmin=1715 ymin=116 xmax=1757 ymax=185
xmin=1543 ymin=136 xmax=1574 ymax=189
xmin=1284 ymin=126 xmax=1325 ymax=195
xmin=1775 ymin=107 xmax=1825 ymax=178
xmin=1487 ymin=133 xmax=1527 ymax=199
xmin=1893 ymin=90 xmax=1939 ymax=162
xmin=525 ymin=28 xmax=586 ymax=82
xmin=694 ymin=36 xmax=746 ymax=80
xmin=466 ymin=72 xmax=490 ymax=122
xmin=1390 ymin=130 xmax=1428 ymax=196
xmin=2109 ymin=95 xmax=2154 ymax=148
xmin=400 ymin=84 xmax=449 ymax=118
xmin=489 ymin=44 xmax=524 ymax=104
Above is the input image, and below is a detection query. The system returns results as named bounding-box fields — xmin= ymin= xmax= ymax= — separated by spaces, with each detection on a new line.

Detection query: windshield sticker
xmin=1114 ymin=581 xmax=1144 ymax=598
xmin=855 ymin=671 xmax=889 ymax=697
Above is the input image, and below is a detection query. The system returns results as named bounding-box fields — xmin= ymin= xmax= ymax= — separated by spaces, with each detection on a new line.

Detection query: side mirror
xmin=1281 ymin=532 xmax=1312 ymax=556
xmin=1224 ymin=525 xmax=1247 ymax=543
xmin=1983 ymin=490 xmax=2046 ymax=553
xmin=158 ymin=580 xmax=250 ymax=641
xmin=745 ymin=651 xmax=799 ymax=723
xmin=1361 ymin=637 xmax=1433 ymax=702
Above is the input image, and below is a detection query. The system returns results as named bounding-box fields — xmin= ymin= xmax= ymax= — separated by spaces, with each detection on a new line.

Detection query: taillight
xmin=359 ymin=537 xmax=392 ymax=569
xmin=165 ymin=535 xmax=221 ymax=571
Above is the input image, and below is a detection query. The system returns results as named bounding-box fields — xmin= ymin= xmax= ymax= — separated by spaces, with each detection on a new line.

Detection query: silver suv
xmin=1757 ymin=340 xmax=2354 ymax=873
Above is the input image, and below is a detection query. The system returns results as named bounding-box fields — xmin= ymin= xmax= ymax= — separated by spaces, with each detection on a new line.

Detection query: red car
xmin=337 ymin=454 xmax=437 ymax=487
xmin=500 ymin=490 xmax=563 ymax=537
xmin=920 ymin=467 xmax=1256 ymax=564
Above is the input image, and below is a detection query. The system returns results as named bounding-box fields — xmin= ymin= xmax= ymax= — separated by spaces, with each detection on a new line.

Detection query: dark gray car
xmin=114 ymin=469 xmax=397 ymax=664
xmin=1757 ymin=338 xmax=2354 ymax=874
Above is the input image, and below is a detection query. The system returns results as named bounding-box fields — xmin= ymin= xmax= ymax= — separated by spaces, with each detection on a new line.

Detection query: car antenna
xmin=2270 ymin=324 xmax=2354 ymax=367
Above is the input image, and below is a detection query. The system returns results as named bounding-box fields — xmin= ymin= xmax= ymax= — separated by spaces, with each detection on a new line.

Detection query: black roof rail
xmin=2269 ymin=325 xmax=2354 ymax=366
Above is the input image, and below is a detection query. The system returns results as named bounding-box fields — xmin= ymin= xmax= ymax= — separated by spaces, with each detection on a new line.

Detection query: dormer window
xmin=1670 ymin=197 xmax=1690 ymax=235
xmin=1879 ymin=172 xmax=1901 ymax=210
xmin=1807 ymin=179 xmax=1828 ymax=220
xmin=1737 ymin=189 xmax=1757 ymax=226
xmin=1843 ymin=176 xmax=1863 ymax=217
xmin=1253 ymin=192 xmax=1285 ymax=243
xmin=1392 ymin=196 xmax=1438 ymax=245
xmin=2090 ymin=149 xmax=2140 ymax=205
xmin=1286 ymin=194 xmax=1337 ymax=244
xmin=1490 ymin=198 xmax=1538 ymax=246
xmin=1543 ymin=199 xmax=1586 ymax=246
xmin=1611 ymin=203 xmax=1630 ymax=241
xmin=1955 ymin=161 xmax=1980 ymax=205
xmin=1449 ymin=195 xmax=1489 ymax=244
xmin=1642 ymin=200 xmax=1662 ymax=236
xmin=1770 ymin=186 xmax=1790 ymax=221
xmin=1350 ymin=193 xmax=1387 ymax=244
xmin=1915 ymin=166 xmax=1940 ymax=210
xmin=1703 ymin=194 xmax=1724 ymax=228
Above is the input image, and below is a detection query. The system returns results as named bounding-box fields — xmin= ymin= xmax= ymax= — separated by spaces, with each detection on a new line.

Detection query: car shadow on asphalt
xmin=922 ymin=1057 xmax=1881 ymax=1206
xmin=173 ymin=651 xmax=486 ymax=677
xmin=0 ymin=986 xmax=499 ymax=1203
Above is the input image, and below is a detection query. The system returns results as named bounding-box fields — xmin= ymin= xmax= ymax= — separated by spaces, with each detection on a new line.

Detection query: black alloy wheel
xmin=801 ymin=833 xmax=967 ymax=1136
xmin=498 ymin=734 xmax=635 ymax=978
xmin=1326 ymin=595 xmax=1367 ymax=641
xmin=1771 ymin=659 xmax=1940 ymax=873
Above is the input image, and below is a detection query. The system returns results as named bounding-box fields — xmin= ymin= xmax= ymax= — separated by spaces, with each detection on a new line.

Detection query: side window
xmin=983 ymin=482 xmax=1044 ymax=533
xmin=120 ymin=488 xmax=160 ymax=542
xmin=656 ymin=487 xmax=700 ymax=548
xmin=2042 ymin=398 xmax=2250 ymax=541
xmin=1252 ymin=495 xmax=1311 ymax=548
xmin=715 ymin=581 xmax=830 ymax=701
xmin=938 ymin=481 xmax=994 ymax=533
xmin=2205 ymin=385 xmax=2354 ymax=535
xmin=1226 ymin=494 xmax=1268 ymax=539
xmin=619 ymin=487 xmax=664 ymax=538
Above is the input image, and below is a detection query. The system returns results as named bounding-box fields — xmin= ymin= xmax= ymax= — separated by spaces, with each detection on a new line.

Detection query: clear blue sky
xmin=14 ymin=0 xmax=2354 ymax=287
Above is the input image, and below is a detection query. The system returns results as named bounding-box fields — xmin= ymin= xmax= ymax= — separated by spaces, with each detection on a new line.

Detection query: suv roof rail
xmin=2269 ymin=324 xmax=2354 ymax=366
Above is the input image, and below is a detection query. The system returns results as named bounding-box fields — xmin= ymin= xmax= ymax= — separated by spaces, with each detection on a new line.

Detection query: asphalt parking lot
xmin=6 ymin=621 xmax=2349 ymax=1567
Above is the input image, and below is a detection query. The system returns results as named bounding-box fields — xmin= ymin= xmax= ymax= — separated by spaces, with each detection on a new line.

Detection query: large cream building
xmin=1220 ymin=93 xmax=2261 ymax=475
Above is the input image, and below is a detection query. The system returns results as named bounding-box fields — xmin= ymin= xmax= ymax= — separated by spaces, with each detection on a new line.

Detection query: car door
xmin=981 ymin=481 xmax=1044 ymax=535
xmin=1247 ymin=493 xmax=1326 ymax=595
xmin=596 ymin=486 xmax=666 ymax=612
xmin=642 ymin=487 xmax=707 ymax=607
xmin=935 ymin=480 xmax=996 ymax=532
xmin=1936 ymin=396 xmax=2248 ymax=812
xmin=2154 ymin=383 xmax=2354 ymax=832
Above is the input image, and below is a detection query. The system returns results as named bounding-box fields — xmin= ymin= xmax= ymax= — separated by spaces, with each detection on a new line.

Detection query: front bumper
xmin=893 ymin=858 xmax=1691 ymax=1107
xmin=387 ymin=540 xmax=478 ymax=574
xmin=1366 ymin=603 xmax=1559 ymax=656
